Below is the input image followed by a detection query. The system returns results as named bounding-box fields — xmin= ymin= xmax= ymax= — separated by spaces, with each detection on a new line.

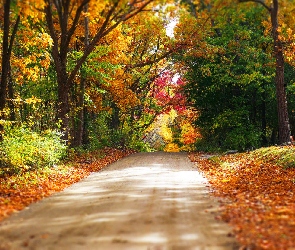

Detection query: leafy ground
xmin=0 ymin=147 xmax=135 ymax=222
xmin=189 ymin=146 xmax=295 ymax=250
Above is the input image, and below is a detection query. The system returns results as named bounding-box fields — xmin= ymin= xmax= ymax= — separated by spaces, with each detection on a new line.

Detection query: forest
xmin=1 ymin=0 xmax=295 ymax=166
xmin=2 ymin=0 xmax=295 ymax=248
xmin=0 ymin=0 xmax=295 ymax=171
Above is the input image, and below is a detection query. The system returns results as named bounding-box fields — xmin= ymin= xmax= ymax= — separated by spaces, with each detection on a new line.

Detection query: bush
xmin=86 ymin=111 xmax=151 ymax=151
xmin=0 ymin=126 xmax=67 ymax=174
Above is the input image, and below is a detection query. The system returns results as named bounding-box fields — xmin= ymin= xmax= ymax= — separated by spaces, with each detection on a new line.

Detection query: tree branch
xmin=68 ymin=0 xmax=154 ymax=86
xmin=125 ymin=50 xmax=173 ymax=70
xmin=66 ymin=0 xmax=90 ymax=49
xmin=238 ymin=0 xmax=272 ymax=12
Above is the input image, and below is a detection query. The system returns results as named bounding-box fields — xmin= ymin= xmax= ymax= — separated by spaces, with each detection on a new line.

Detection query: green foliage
xmin=0 ymin=126 xmax=67 ymax=174
xmin=127 ymin=135 xmax=152 ymax=152
xmin=222 ymin=125 xmax=261 ymax=151
xmin=7 ymin=61 xmax=58 ymax=133
xmin=68 ymin=45 xmax=119 ymax=84
xmin=85 ymin=111 xmax=129 ymax=150
xmin=85 ymin=111 xmax=112 ymax=150
xmin=84 ymin=110 xmax=150 ymax=152
xmin=182 ymin=5 xmax=277 ymax=151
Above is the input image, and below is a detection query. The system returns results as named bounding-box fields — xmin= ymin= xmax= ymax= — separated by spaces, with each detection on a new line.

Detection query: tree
xmin=86 ymin=7 xmax=182 ymax=149
xmin=180 ymin=3 xmax=279 ymax=150
xmin=0 ymin=0 xmax=20 ymax=138
xmin=38 ymin=0 xmax=154 ymax=142
xmin=239 ymin=0 xmax=291 ymax=144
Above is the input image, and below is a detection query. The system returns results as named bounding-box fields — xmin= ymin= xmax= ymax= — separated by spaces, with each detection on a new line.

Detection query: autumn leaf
xmin=189 ymin=146 xmax=295 ymax=249
xmin=0 ymin=148 xmax=135 ymax=222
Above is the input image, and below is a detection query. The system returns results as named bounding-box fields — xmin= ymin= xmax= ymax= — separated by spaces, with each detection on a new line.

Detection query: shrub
xmin=0 ymin=126 xmax=67 ymax=174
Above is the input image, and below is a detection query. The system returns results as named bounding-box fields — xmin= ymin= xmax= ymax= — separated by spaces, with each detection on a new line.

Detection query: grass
xmin=250 ymin=145 xmax=295 ymax=168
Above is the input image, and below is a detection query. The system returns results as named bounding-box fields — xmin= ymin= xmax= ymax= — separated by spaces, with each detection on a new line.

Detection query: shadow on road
xmin=0 ymin=152 xmax=239 ymax=250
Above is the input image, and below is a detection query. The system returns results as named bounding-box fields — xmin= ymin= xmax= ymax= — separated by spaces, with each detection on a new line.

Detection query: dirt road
xmin=0 ymin=152 xmax=239 ymax=250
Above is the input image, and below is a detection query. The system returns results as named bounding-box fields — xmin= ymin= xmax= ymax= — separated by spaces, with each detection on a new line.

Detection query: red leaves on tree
xmin=152 ymin=71 xmax=187 ymax=112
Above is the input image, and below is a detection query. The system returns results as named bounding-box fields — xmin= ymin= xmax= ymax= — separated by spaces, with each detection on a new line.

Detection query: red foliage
xmin=152 ymin=71 xmax=188 ymax=113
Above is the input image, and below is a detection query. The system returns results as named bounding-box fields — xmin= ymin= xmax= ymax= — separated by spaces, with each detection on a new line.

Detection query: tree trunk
xmin=0 ymin=0 xmax=11 ymax=139
xmin=271 ymin=0 xmax=290 ymax=144
xmin=0 ymin=0 xmax=10 ymax=111
xmin=0 ymin=0 xmax=20 ymax=139
xmin=44 ymin=1 xmax=71 ymax=142
xmin=56 ymin=68 xmax=70 ymax=142
xmin=73 ymin=4 xmax=89 ymax=147
xmin=239 ymin=0 xmax=291 ymax=144
xmin=52 ymin=43 xmax=70 ymax=140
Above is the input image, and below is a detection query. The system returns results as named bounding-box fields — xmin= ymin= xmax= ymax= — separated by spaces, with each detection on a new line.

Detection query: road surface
xmin=0 ymin=152 xmax=239 ymax=250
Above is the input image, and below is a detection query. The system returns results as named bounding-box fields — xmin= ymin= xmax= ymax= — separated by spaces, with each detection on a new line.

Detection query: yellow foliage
xmin=158 ymin=110 xmax=178 ymax=143
xmin=164 ymin=143 xmax=180 ymax=152
xmin=101 ymin=65 xmax=140 ymax=111
xmin=18 ymin=1 xmax=46 ymax=23
xmin=180 ymin=120 xmax=200 ymax=145
xmin=10 ymin=30 xmax=52 ymax=84
xmin=279 ymin=24 xmax=295 ymax=67
xmin=159 ymin=125 xmax=173 ymax=142
xmin=24 ymin=96 xmax=42 ymax=105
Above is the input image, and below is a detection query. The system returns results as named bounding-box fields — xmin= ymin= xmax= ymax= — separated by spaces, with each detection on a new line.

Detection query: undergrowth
xmin=0 ymin=126 xmax=67 ymax=175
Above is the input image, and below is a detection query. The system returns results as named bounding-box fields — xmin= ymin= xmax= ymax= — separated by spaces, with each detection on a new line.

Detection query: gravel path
xmin=0 ymin=152 xmax=239 ymax=250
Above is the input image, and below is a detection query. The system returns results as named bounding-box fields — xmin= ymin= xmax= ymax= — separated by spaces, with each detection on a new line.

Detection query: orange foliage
xmin=10 ymin=28 xmax=52 ymax=83
xmin=0 ymin=148 xmax=135 ymax=222
xmin=189 ymin=149 xmax=295 ymax=249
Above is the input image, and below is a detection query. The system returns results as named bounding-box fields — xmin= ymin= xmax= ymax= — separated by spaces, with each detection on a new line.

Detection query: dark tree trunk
xmin=0 ymin=0 xmax=11 ymax=115
xmin=73 ymin=4 xmax=89 ymax=147
xmin=44 ymin=1 xmax=71 ymax=141
xmin=271 ymin=0 xmax=290 ymax=144
xmin=56 ymin=65 xmax=70 ymax=141
xmin=109 ymin=102 xmax=120 ymax=130
xmin=239 ymin=0 xmax=291 ymax=144
xmin=72 ymin=77 xmax=85 ymax=147
xmin=0 ymin=0 xmax=20 ymax=139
